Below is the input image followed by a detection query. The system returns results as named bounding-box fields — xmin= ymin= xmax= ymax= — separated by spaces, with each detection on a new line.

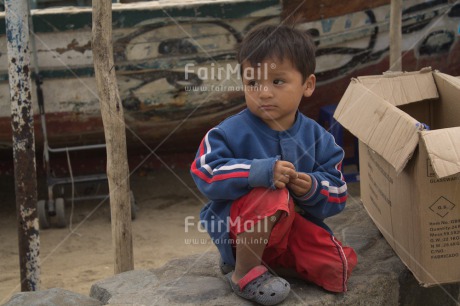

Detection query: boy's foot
xmin=219 ymin=257 xmax=234 ymax=274
xmin=225 ymin=265 xmax=290 ymax=305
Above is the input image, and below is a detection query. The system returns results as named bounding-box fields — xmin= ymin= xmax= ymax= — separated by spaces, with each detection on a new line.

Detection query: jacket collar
xmin=244 ymin=108 xmax=301 ymax=139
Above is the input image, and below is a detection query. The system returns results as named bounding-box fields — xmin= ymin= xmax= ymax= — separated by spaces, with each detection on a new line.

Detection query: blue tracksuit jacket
xmin=190 ymin=108 xmax=347 ymax=266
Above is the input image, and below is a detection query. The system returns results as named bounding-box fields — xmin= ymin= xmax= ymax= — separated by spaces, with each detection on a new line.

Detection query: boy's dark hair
xmin=237 ymin=24 xmax=316 ymax=82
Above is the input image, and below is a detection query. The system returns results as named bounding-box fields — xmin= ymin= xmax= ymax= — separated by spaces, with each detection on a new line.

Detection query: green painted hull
xmin=0 ymin=0 xmax=458 ymax=151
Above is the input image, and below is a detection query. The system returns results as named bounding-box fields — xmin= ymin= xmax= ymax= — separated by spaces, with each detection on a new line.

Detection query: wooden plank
xmin=92 ymin=0 xmax=134 ymax=274
xmin=282 ymin=0 xmax=390 ymax=23
xmin=0 ymin=0 xmax=280 ymax=34
xmin=390 ymin=0 xmax=402 ymax=71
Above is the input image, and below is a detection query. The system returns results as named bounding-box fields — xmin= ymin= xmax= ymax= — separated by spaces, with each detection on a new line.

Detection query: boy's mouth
xmin=259 ymin=104 xmax=276 ymax=110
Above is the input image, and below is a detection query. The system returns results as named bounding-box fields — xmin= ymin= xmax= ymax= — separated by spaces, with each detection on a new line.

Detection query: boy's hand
xmin=287 ymin=173 xmax=312 ymax=197
xmin=273 ymin=161 xmax=297 ymax=189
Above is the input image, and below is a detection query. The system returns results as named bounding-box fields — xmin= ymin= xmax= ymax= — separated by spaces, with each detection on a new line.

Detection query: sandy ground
xmin=0 ymin=167 xmax=214 ymax=304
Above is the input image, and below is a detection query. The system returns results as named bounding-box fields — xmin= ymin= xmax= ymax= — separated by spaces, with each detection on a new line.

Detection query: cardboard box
xmin=334 ymin=67 xmax=460 ymax=286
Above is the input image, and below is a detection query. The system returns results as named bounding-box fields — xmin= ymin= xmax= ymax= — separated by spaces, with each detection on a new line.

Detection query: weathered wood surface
xmin=0 ymin=0 xmax=458 ymax=150
xmin=92 ymin=0 xmax=134 ymax=274
xmin=282 ymin=0 xmax=390 ymax=23
xmin=390 ymin=0 xmax=403 ymax=71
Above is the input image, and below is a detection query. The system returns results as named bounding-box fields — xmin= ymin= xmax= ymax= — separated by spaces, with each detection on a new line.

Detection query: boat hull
xmin=0 ymin=0 xmax=459 ymax=152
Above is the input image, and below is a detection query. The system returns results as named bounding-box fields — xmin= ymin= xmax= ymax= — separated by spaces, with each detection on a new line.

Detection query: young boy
xmin=191 ymin=24 xmax=357 ymax=305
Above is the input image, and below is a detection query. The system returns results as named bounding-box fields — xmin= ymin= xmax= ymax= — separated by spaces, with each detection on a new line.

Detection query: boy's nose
xmin=258 ymin=85 xmax=274 ymax=99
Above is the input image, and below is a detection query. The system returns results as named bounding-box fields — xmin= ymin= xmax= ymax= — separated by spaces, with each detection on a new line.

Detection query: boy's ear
xmin=303 ymin=74 xmax=316 ymax=98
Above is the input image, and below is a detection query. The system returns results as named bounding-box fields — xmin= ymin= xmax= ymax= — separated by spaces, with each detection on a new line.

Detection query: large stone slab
xmin=90 ymin=184 xmax=460 ymax=305
xmin=3 ymin=288 xmax=102 ymax=306
xmin=3 ymin=187 xmax=459 ymax=306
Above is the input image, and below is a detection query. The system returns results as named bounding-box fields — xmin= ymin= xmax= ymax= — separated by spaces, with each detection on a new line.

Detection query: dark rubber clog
xmin=226 ymin=265 xmax=290 ymax=305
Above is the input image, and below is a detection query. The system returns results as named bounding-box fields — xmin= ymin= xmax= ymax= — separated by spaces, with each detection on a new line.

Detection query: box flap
xmin=334 ymin=80 xmax=421 ymax=174
xmin=421 ymin=128 xmax=460 ymax=178
xmin=356 ymin=68 xmax=438 ymax=107
xmin=432 ymin=72 xmax=460 ymax=130
xmin=434 ymin=71 xmax=460 ymax=88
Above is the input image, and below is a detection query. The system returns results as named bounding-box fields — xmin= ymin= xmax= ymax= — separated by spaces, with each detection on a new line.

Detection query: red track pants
xmin=229 ymin=187 xmax=357 ymax=292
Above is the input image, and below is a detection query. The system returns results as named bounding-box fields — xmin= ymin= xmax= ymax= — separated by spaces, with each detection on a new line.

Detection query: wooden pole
xmin=91 ymin=0 xmax=134 ymax=273
xmin=389 ymin=0 xmax=402 ymax=71
xmin=5 ymin=0 xmax=40 ymax=291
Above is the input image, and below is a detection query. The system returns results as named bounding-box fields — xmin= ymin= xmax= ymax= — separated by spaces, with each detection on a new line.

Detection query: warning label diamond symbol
xmin=429 ymin=196 xmax=456 ymax=218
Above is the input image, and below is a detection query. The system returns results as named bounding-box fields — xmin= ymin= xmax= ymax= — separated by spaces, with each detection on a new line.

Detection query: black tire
xmin=130 ymin=190 xmax=137 ymax=220
xmin=55 ymin=198 xmax=66 ymax=228
xmin=37 ymin=200 xmax=50 ymax=229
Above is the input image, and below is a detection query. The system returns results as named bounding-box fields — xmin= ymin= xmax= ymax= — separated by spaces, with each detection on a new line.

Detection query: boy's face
xmin=241 ymin=58 xmax=315 ymax=131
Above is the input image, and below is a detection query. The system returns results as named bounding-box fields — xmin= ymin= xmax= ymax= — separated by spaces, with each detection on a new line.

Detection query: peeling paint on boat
xmin=0 ymin=0 xmax=458 ymax=150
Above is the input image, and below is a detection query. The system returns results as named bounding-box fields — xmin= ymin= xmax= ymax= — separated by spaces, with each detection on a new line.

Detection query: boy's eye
xmin=247 ymin=80 xmax=258 ymax=87
xmin=273 ymin=79 xmax=285 ymax=85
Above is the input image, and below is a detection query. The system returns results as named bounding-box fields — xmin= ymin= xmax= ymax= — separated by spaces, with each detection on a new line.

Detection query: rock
xmin=90 ymin=253 xmax=242 ymax=306
xmin=3 ymin=288 xmax=103 ymax=306
xmin=89 ymin=182 xmax=460 ymax=305
xmin=4 ymin=188 xmax=459 ymax=306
